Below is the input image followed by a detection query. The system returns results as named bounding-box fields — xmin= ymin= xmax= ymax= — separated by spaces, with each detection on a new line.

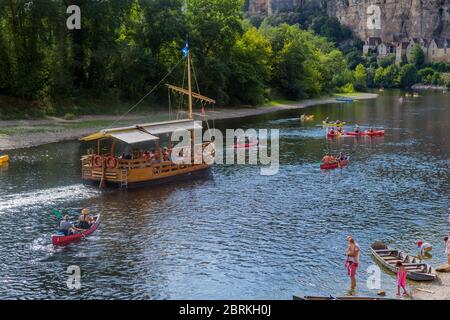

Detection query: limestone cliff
xmin=330 ymin=0 xmax=450 ymax=42
xmin=248 ymin=0 xmax=450 ymax=42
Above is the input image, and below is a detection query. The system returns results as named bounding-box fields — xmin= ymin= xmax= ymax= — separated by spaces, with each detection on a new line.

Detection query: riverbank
xmin=0 ymin=93 xmax=377 ymax=150
xmin=412 ymin=84 xmax=448 ymax=91
xmin=413 ymin=271 xmax=450 ymax=300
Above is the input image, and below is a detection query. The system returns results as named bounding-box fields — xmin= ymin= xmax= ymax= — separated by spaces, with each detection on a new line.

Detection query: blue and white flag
xmin=182 ymin=41 xmax=189 ymax=59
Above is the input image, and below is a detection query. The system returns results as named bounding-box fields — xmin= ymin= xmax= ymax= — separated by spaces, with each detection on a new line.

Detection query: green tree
xmin=410 ymin=44 xmax=425 ymax=68
xmin=227 ymin=27 xmax=272 ymax=105
xmin=396 ymin=64 xmax=418 ymax=88
xmin=353 ymin=64 xmax=368 ymax=91
xmin=374 ymin=65 xmax=399 ymax=88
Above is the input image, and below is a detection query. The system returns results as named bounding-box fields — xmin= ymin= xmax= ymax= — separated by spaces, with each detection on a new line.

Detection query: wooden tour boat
xmin=370 ymin=241 xmax=437 ymax=281
xmin=80 ymin=44 xmax=216 ymax=189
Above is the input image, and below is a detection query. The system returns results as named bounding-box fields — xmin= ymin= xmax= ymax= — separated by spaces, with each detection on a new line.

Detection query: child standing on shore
xmin=396 ymin=261 xmax=409 ymax=297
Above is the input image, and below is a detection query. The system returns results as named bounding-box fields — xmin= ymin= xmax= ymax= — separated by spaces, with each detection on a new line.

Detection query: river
xmin=0 ymin=90 xmax=448 ymax=299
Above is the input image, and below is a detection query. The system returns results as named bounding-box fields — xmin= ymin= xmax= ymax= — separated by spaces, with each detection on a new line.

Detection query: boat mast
xmin=187 ymin=50 xmax=193 ymax=119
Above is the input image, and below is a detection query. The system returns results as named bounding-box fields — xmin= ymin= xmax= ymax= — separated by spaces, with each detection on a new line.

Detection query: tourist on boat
xmin=337 ymin=127 xmax=344 ymax=134
xmin=324 ymin=117 xmax=330 ymax=124
xmin=163 ymin=148 xmax=171 ymax=161
xmin=77 ymin=208 xmax=93 ymax=230
xmin=417 ymin=240 xmax=433 ymax=257
xmin=59 ymin=215 xmax=75 ymax=236
xmin=368 ymin=127 xmax=375 ymax=134
xmin=328 ymin=128 xmax=336 ymax=136
xmin=354 ymin=125 xmax=361 ymax=134
xmin=396 ymin=261 xmax=409 ymax=297
xmin=335 ymin=120 xmax=341 ymax=125
xmin=120 ymin=152 xmax=132 ymax=160
xmin=345 ymin=236 xmax=360 ymax=290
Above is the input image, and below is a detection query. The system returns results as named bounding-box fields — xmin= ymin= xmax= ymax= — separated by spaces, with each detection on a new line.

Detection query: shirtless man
xmin=346 ymin=236 xmax=361 ymax=291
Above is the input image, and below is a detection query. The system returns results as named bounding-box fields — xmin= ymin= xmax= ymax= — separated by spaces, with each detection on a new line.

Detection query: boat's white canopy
xmin=109 ymin=130 xmax=159 ymax=144
xmin=80 ymin=119 xmax=202 ymax=143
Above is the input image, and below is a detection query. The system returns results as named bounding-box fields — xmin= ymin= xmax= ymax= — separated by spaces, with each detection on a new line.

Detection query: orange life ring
xmin=106 ymin=156 xmax=118 ymax=169
xmin=92 ymin=155 xmax=104 ymax=168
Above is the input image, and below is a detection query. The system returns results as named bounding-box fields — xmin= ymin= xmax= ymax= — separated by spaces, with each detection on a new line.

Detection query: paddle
xmin=50 ymin=209 xmax=64 ymax=220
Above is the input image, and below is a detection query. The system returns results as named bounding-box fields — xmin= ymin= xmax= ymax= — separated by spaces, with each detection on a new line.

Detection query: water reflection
xmin=0 ymin=90 xmax=448 ymax=299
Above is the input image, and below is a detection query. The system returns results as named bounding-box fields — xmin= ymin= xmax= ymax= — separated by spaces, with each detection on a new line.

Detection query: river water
xmin=0 ymin=90 xmax=448 ymax=299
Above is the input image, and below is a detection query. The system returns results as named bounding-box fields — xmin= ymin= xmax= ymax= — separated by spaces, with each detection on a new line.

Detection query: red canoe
xmin=346 ymin=130 xmax=385 ymax=137
xmin=365 ymin=130 xmax=385 ymax=137
xmin=52 ymin=214 xmax=101 ymax=246
xmin=320 ymin=159 xmax=349 ymax=170
xmin=327 ymin=132 xmax=343 ymax=138
xmin=234 ymin=140 xmax=258 ymax=149
xmin=345 ymin=131 xmax=366 ymax=137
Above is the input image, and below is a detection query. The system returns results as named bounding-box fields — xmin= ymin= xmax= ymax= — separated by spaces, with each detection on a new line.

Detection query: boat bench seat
xmin=374 ymin=249 xmax=397 ymax=253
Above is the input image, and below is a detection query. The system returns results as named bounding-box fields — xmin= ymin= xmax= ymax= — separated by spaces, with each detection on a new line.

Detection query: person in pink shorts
xmin=396 ymin=261 xmax=409 ymax=297
xmin=345 ymin=236 xmax=360 ymax=290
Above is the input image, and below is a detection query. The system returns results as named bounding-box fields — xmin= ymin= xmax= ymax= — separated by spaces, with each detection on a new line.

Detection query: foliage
xmin=396 ymin=64 xmax=418 ymax=88
xmin=0 ymin=0 xmax=359 ymax=118
xmin=374 ymin=65 xmax=399 ymax=88
xmin=353 ymin=64 xmax=368 ymax=91
xmin=410 ymin=44 xmax=425 ymax=68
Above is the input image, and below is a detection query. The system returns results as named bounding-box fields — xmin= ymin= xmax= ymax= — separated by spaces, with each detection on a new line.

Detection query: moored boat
xmin=370 ymin=241 xmax=436 ymax=281
xmin=336 ymin=97 xmax=354 ymax=103
xmin=293 ymin=295 xmax=397 ymax=300
xmin=52 ymin=214 xmax=101 ymax=246
xmin=300 ymin=115 xmax=314 ymax=121
xmin=0 ymin=155 xmax=9 ymax=165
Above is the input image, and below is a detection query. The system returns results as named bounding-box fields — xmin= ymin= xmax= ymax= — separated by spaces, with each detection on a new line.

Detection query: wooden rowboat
xmin=293 ymin=295 xmax=397 ymax=300
xmin=370 ymin=242 xmax=436 ymax=281
xmin=52 ymin=214 xmax=101 ymax=246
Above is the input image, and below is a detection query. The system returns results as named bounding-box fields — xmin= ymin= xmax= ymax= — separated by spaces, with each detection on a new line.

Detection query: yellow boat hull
xmin=0 ymin=155 xmax=9 ymax=165
xmin=322 ymin=121 xmax=346 ymax=127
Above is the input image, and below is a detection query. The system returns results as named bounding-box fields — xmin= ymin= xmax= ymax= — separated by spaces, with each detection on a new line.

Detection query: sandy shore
xmin=0 ymin=93 xmax=377 ymax=150
xmin=413 ymin=269 xmax=450 ymax=300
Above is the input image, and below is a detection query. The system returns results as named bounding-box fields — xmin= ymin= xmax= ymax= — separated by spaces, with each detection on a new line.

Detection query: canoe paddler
xmin=59 ymin=215 xmax=75 ymax=236
xmin=77 ymin=208 xmax=93 ymax=230
xmin=322 ymin=154 xmax=332 ymax=165
xmin=417 ymin=240 xmax=433 ymax=257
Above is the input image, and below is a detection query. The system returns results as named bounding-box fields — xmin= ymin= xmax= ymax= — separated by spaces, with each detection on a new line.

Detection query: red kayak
xmin=320 ymin=159 xmax=349 ymax=170
xmin=346 ymin=130 xmax=385 ymax=137
xmin=234 ymin=140 xmax=258 ymax=149
xmin=52 ymin=214 xmax=100 ymax=246
xmin=327 ymin=131 xmax=343 ymax=138
xmin=365 ymin=130 xmax=385 ymax=137
xmin=346 ymin=131 xmax=366 ymax=137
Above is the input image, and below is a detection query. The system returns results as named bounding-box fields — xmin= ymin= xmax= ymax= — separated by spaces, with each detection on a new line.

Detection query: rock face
xmin=329 ymin=0 xmax=450 ymax=42
xmin=248 ymin=0 xmax=450 ymax=42
xmin=248 ymin=0 xmax=305 ymax=15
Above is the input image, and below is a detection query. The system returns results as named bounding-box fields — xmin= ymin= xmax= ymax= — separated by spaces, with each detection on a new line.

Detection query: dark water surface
xmin=0 ymin=90 xmax=449 ymax=299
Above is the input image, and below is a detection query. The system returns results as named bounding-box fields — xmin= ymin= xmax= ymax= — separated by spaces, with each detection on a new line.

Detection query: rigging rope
xmin=191 ymin=59 xmax=214 ymax=140
xmin=108 ymin=56 xmax=185 ymax=128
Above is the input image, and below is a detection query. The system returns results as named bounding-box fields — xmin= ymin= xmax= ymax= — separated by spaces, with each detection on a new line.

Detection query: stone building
xmin=365 ymin=37 xmax=450 ymax=64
